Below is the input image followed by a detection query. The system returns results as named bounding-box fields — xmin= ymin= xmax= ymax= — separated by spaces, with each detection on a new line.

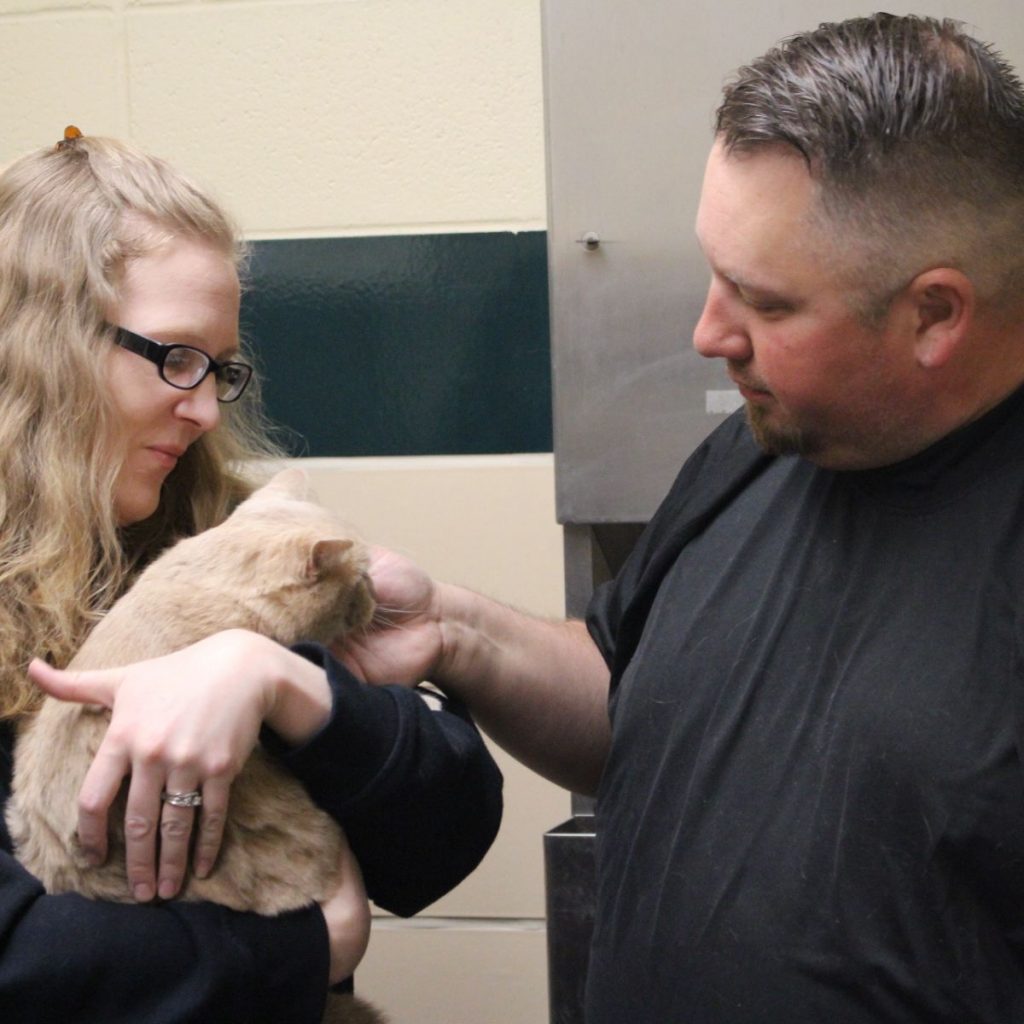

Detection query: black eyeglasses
xmin=111 ymin=326 xmax=253 ymax=403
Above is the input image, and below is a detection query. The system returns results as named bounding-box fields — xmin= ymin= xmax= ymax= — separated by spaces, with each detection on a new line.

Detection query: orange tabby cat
xmin=6 ymin=468 xmax=384 ymax=1024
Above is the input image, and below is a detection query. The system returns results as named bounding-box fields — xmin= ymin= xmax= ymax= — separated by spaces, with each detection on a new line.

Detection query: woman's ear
xmin=906 ymin=268 xmax=975 ymax=369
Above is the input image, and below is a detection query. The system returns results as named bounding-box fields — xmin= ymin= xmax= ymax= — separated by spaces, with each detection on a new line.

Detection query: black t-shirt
xmin=586 ymin=390 xmax=1024 ymax=1023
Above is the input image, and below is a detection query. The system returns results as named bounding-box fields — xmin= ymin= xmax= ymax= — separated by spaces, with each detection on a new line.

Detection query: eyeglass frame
xmin=110 ymin=325 xmax=253 ymax=403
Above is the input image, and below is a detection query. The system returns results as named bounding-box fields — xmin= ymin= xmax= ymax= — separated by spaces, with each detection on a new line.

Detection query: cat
xmin=6 ymin=468 xmax=385 ymax=1024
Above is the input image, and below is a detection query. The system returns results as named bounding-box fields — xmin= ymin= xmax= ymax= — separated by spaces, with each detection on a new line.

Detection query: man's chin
xmin=745 ymin=403 xmax=809 ymax=457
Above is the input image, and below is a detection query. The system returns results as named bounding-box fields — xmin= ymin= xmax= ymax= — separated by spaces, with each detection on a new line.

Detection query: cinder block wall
xmin=0 ymin=0 xmax=545 ymax=237
xmin=1 ymin=3 xmax=563 ymax=1021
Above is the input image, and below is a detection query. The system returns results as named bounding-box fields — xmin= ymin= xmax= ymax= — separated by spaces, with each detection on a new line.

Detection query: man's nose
xmin=693 ymin=279 xmax=752 ymax=363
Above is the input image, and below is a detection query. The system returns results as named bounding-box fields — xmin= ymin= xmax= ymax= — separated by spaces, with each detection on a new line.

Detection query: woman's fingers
xmin=122 ymin=761 xmax=166 ymax=902
xmin=193 ymin=776 xmax=230 ymax=880
xmin=75 ymin=739 xmax=130 ymax=867
xmin=155 ymin=773 xmax=202 ymax=900
xmin=74 ymin=713 xmax=217 ymax=901
xmin=30 ymin=659 xmax=130 ymax=867
xmin=79 ymin=749 xmax=230 ymax=900
xmin=27 ymin=658 xmax=118 ymax=707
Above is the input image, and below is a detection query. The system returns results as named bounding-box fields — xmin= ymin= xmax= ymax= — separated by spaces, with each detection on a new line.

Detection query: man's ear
xmin=905 ymin=268 xmax=975 ymax=369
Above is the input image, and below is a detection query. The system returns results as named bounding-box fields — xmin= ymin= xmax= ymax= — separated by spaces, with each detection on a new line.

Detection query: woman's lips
xmin=147 ymin=446 xmax=184 ymax=470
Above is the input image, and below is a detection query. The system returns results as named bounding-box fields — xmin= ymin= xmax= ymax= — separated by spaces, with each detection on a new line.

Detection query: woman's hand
xmin=333 ymin=545 xmax=445 ymax=687
xmin=318 ymin=832 xmax=372 ymax=986
xmin=27 ymin=630 xmax=333 ymax=903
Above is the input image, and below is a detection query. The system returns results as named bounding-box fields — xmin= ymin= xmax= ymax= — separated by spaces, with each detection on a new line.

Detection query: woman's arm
xmin=28 ymin=629 xmax=504 ymax=920
xmin=264 ymin=644 xmax=504 ymax=917
xmin=27 ymin=631 xmax=340 ymax=900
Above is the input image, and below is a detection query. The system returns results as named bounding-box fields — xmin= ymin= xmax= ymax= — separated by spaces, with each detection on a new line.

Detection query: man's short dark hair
xmin=715 ymin=13 xmax=1024 ymax=316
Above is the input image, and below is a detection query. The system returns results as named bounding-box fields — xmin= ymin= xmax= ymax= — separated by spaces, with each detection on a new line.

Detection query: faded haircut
xmin=715 ymin=13 xmax=1024 ymax=319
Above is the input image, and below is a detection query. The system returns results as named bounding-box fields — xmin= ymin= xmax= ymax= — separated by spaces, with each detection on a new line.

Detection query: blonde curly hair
xmin=0 ymin=132 xmax=283 ymax=718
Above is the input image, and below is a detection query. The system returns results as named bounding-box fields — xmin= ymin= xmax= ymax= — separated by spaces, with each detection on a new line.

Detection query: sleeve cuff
xmin=259 ymin=643 xmax=405 ymax=815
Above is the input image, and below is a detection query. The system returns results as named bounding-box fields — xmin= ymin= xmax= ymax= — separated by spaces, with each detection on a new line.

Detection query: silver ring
xmin=161 ymin=789 xmax=202 ymax=808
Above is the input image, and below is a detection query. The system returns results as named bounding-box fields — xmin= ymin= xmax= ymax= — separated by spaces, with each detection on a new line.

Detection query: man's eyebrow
xmin=729 ymin=273 xmax=787 ymax=299
xmin=695 ymin=228 xmax=791 ymax=299
xmin=712 ymin=262 xmax=785 ymax=299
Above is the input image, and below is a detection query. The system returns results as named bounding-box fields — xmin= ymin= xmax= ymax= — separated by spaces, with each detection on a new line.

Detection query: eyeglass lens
xmin=162 ymin=346 xmax=249 ymax=401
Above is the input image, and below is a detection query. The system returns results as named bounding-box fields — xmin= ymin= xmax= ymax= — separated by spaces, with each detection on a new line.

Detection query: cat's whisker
xmin=364 ymin=602 xmax=415 ymax=618
xmin=366 ymin=602 xmax=417 ymax=618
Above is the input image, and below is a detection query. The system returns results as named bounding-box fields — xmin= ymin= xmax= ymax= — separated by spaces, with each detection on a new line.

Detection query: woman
xmin=0 ymin=129 xmax=502 ymax=1021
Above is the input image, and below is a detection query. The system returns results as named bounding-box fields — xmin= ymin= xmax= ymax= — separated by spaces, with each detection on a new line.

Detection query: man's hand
xmin=333 ymin=545 xmax=444 ymax=686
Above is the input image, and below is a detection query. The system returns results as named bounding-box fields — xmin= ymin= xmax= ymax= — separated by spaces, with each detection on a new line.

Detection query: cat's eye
xmin=111 ymin=325 xmax=253 ymax=403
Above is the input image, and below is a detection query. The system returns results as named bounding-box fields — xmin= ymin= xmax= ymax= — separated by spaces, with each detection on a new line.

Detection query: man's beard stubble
xmin=744 ymin=400 xmax=811 ymax=458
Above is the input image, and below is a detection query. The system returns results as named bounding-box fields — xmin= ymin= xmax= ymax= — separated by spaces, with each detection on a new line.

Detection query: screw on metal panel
xmin=577 ymin=231 xmax=600 ymax=251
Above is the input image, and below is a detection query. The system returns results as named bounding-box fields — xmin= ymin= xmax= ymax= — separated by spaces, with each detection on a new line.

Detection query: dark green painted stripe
xmin=242 ymin=231 xmax=552 ymax=457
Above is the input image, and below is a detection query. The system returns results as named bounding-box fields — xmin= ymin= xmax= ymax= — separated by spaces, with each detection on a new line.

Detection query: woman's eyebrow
xmin=141 ymin=328 xmax=241 ymax=360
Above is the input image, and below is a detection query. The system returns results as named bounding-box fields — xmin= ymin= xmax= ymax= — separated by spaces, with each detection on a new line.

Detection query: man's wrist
xmin=431 ymin=583 xmax=506 ymax=700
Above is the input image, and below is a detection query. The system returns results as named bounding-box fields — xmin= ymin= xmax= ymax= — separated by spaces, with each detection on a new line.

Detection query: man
xmin=344 ymin=13 xmax=1024 ymax=1022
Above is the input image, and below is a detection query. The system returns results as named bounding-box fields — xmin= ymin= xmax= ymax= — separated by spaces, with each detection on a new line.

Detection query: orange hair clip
xmin=55 ymin=125 xmax=83 ymax=151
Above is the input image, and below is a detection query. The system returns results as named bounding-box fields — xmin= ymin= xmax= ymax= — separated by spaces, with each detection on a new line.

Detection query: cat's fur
xmin=6 ymin=469 xmax=385 ymax=1024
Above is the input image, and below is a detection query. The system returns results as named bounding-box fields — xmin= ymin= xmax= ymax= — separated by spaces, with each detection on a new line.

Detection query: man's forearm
xmin=431 ymin=584 xmax=611 ymax=795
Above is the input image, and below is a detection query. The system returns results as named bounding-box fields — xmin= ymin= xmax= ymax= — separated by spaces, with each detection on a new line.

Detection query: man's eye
xmin=742 ymin=293 xmax=788 ymax=315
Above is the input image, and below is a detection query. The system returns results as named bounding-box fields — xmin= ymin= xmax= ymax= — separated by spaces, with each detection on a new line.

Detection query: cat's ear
xmin=262 ymin=467 xmax=311 ymax=501
xmin=306 ymin=538 xmax=355 ymax=580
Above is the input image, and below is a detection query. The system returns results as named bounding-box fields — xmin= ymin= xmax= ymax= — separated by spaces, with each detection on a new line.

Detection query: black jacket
xmin=0 ymin=643 xmax=502 ymax=1023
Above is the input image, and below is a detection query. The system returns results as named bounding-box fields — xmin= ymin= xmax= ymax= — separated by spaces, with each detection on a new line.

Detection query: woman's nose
xmin=693 ymin=280 xmax=752 ymax=363
xmin=175 ymin=375 xmax=221 ymax=433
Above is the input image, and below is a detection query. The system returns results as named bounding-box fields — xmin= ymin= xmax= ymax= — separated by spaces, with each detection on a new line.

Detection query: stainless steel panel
xmin=543 ymin=818 xmax=597 ymax=1024
xmin=542 ymin=0 xmax=1024 ymax=526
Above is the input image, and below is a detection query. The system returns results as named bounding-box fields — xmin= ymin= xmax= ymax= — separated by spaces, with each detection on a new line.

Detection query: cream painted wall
xmin=0 ymin=2 xmax=557 ymax=1021
xmin=0 ymin=0 xmax=547 ymax=237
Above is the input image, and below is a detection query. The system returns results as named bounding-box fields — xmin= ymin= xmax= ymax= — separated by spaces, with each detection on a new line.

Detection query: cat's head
xmin=155 ymin=468 xmax=375 ymax=647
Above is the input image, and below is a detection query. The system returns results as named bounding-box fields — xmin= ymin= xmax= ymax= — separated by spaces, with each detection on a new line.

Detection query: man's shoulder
xmin=657 ymin=410 xmax=771 ymax=515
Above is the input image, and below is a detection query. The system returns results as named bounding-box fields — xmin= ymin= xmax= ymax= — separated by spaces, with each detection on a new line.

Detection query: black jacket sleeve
xmin=0 ymin=719 xmax=330 ymax=1024
xmin=0 ymin=850 xmax=329 ymax=1024
xmin=263 ymin=643 xmax=503 ymax=918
